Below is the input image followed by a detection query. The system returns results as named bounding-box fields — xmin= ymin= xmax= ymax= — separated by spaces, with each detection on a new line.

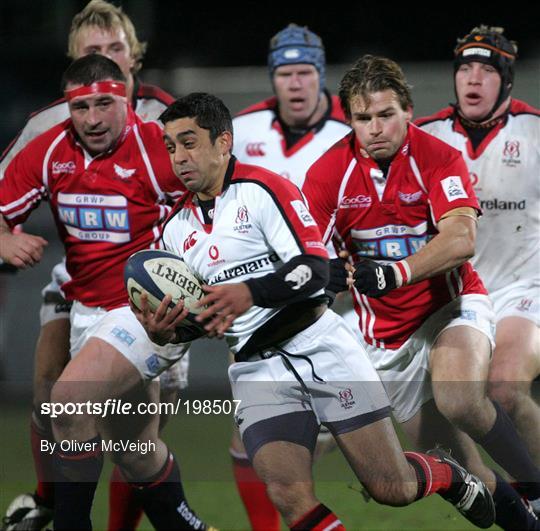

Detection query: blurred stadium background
xmin=0 ymin=2 xmax=538 ymax=529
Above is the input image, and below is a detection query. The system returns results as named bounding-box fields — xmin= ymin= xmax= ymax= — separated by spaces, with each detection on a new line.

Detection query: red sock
xmin=290 ymin=504 xmax=345 ymax=531
xmin=231 ymin=452 xmax=280 ymax=531
xmin=404 ymin=451 xmax=453 ymax=499
xmin=30 ymin=417 xmax=54 ymax=506
xmin=108 ymin=465 xmax=144 ymax=531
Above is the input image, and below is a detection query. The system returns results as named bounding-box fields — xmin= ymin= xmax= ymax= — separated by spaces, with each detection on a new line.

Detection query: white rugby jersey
xmin=232 ymin=92 xmax=350 ymax=188
xmin=1 ymin=80 xmax=174 ymax=176
xmin=417 ymin=100 xmax=540 ymax=292
xmin=161 ymin=158 xmax=328 ymax=353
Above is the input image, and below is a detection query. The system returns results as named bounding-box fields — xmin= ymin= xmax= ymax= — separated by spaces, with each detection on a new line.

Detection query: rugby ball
xmin=124 ymin=249 xmax=206 ymax=318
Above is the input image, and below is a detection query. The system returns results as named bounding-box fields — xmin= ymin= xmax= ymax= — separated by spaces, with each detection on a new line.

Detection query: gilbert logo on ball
xmin=124 ymin=249 xmax=205 ymax=316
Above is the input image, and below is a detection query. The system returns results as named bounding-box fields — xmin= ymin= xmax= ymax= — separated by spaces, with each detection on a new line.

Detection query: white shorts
xmin=39 ymin=259 xmax=72 ymax=325
xmin=489 ymin=278 xmax=540 ymax=326
xmin=229 ymin=309 xmax=390 ymax=442
xmin=69 ymin=302 xmax=189 ymax=383
xmin=361 ymin=294 xmax=495 ymax=423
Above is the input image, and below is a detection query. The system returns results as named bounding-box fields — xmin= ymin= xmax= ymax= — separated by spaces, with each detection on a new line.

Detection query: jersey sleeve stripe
xmin=337 ymin=158 xmax=358 ymax=205
xmin=408 ymin=155 xmax=428 ymax=194
xmin=42 ymin=130 xmax=67 ymax=190
xmin=0 ymin=187 xmax=45 ymax=220
xmin=0 ymin=186 xmax=44 ymax=213
xmin=320 ymin=157 xmax=357 ymax=245
xmin=133 ymin=124 xmax=165 ymax=200
xmin=321 ymin=212 xmax=337 ymax=245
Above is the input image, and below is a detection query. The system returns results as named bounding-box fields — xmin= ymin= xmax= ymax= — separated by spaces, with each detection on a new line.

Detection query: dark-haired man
xmin=416 ymin=27 xmax=540 ymax=503
xmin=133 ymin=91 xmax=496 ymax=531
xmin=0 ymin=55 xmax=212 ymax=531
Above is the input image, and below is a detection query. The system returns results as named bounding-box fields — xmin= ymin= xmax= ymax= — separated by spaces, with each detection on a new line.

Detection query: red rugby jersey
xmin=303 ymin=123 xmax=486 ymax=348
xmin=0 ymin=108 xmax=185 ymax=309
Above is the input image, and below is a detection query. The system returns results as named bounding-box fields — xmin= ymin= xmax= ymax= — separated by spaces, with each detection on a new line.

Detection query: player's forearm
xmin=0 ymin=215 xmax=11 ymax=233
xmin=405 ymin=217 xmax=476 ymax=283
xmin=0 ymin=215 xmax=13 ymax=256
xmin=245 ymin=254 xmax=329 ymax=308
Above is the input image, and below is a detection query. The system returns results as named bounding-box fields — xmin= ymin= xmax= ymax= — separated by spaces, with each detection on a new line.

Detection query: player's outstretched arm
xmin=352 ymin=208 xmax=477 ymax=298
xmin=0 ymin=215 xmax=47 ymax=269
xmin=131 ymin=292 xmax=190 ymax=345
xmin=403 ymin=208 xmax=477 ymax=282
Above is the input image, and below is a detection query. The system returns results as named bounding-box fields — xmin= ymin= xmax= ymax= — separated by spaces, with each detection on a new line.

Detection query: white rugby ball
xmin=124 ymin=249 xmax=205 ymax=317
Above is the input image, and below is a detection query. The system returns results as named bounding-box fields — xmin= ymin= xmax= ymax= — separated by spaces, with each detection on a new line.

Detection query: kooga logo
xmin=480 ymin=198 xmax=526 ymax=210
xmin=52 ymin=161 xmax=76 ymax=174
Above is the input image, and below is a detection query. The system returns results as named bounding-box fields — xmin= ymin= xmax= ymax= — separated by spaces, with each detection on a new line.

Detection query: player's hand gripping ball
xmin=124 ymin=249 xmax=207 ymax=341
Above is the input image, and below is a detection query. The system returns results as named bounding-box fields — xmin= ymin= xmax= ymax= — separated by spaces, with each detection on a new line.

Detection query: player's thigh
xmin=52 ymin=337 xmax=142 ymax=405
xmin=489 ymin=316 xmax=540 ymax=383
xmin=429 ymin=325 xmax=491 ymax=401
xmin=33 ymin=317 xmax=71 ymax=404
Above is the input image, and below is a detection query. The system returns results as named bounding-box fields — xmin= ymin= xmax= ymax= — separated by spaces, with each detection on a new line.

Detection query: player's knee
xmin=109 ymin=448 xmax=141 ymax=470
xmin=488 ymin=381 xmax=525 ymax=415
xmin=266 ymin=480 xmax=315 ymax=519
xmin=49 ymin=382 xmax=85 ymax=431
xmin=436 ymin=391 xmax=487 ymax=430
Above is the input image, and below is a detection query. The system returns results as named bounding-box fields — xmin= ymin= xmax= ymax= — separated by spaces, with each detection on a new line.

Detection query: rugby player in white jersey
xmin=416 ymin=28 xmax=540 ymax=505
xmin=0 ymin=2 xmax=189 ymax=529
xmin=132 ymin=91 xmax=496 ymax=531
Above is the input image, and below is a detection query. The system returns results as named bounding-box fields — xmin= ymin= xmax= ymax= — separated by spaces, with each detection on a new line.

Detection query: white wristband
xmin=391 ymin=260 xmax=412 ymax=288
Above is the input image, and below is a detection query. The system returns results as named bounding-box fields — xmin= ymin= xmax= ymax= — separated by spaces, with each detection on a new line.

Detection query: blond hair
xmin=67 ymin=0 xmax=147 ymax=73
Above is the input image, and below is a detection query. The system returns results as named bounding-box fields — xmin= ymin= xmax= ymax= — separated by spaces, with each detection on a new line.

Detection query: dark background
xmin=1 ymin=1 xmax=539 ymax=151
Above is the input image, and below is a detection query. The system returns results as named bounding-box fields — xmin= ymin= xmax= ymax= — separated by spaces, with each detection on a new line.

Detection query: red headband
xmin=64 ymin=81 xmax=126 ymax=101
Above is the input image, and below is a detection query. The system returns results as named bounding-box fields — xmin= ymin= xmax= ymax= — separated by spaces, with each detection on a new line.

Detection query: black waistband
xmin=235 ymin=296 xmax=328 ymax=362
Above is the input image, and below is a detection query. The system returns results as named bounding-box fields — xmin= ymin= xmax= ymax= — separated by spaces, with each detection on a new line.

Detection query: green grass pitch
xmin=1 ymin=401 xmax=494 ymax=530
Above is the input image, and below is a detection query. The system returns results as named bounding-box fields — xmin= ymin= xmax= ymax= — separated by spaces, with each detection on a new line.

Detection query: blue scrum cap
xmin=268 ymin=23 xmax=326 ymax=90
